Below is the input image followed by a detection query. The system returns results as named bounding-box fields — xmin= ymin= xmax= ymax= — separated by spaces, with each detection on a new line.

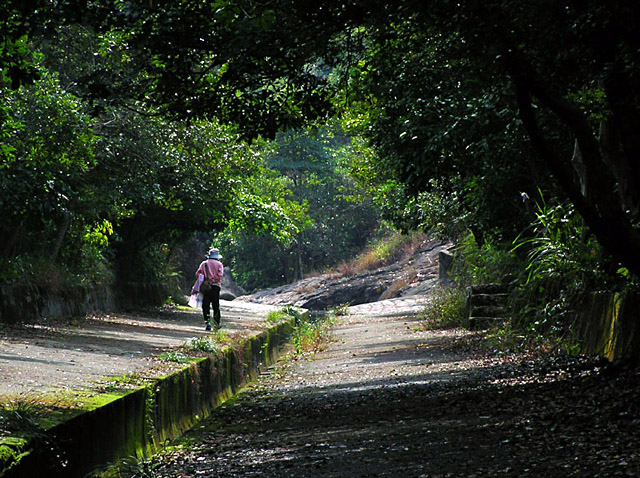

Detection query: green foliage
xmin=412 ymin=181 xmax=468 ymax=239
xmin=339 ymin=14 xmax=541 ymax=243
xmin=92 ymin=454 xmax=163 ymax=478
xmin=360 ymin=234 xmax=398 ymax=267
xmin=93 ymin=112 xmax=253 ymax=282
xmin=444 ymin=192 xmax=614 ymax=355
xmin=509 ymin=193 xmax=613 ymax=341
xmin=265 ymin=306 xmax=304 ymax=325
xmin=183 ymin=336 xmax=221 ymax=354
xmin=482 ymin=321 xmax=582 ymax=358
xmin=217 ymin=127 xmax=381 ymax=290
xmin=418 ymin=287 xmax=467 ymax=330
xmin=329 ymin=229 xmax=427 ymax=280
xmin=226 ymin=170 xmax=309 ymax=245
xmin=0 ymin=399 xmax=44 ymax=436
xmin=0 ymin=71 xmax=114 ymax=285
xmin=0 ymin=73 xmax=96 ymax=246
xmin=4 ymin=0 xmax=639 ymax=318
xmin=0 ymin=20 xmax=313 ymax=304
xmin=281 ymin=305 xmax=305 ymax=323
xmin=1 ymin=76 xmax=305 ymax=291
xmin=0 ymin=2 xmax=43 ymax=89
xmin=340 ymin=134 xmax=419 ymax=233
xmin=0 ymin=398 xmax=54 ymax=464
xmin=451 ymin=233 xmax=519 ymax=288
xmin=265 ymin=310 xmax=289 ymax=325
xmin=265 ymin=306 xmax=333 ymax=357
xmin=101 ymin=372 xmax=144 ymax=390
xmin=353 ymin=231 xmax=408 ymax=269
xmin=73 ymin=0 xmax=339 ymax=138
xmin=513 ymin=192 xmax=605 ymax=288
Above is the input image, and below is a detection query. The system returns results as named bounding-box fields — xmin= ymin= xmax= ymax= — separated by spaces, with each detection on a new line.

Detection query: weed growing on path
xmin=0 ymin=397 xmax=65 ymax=471
xmin=0 ymin=399 xmax=45 ymax=437
xmin=265 ymin=309 xmax=294 ymax=325
xmin=184 ymin=337 xmax=219 ymax=354
xmin=330 ymin=303 xmax=350 ymax=316
xmin=91 ymin=454 xmax=164 ymax=478
xmin=158 ymin=351 xmax=191 ymax=364
xmin=266 ymin=306 xmax=336 ymax=358
xmin=291 ymin=314 xmax=336 ymax=357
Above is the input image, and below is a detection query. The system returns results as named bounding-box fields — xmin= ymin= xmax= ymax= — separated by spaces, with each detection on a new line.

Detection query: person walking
xmin=194 ymin=248 xmax=224 ymax=331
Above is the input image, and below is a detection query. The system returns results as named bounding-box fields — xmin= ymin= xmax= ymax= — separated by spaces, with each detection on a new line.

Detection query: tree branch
xmin=514 ymin=78 xmax=640 ymax=276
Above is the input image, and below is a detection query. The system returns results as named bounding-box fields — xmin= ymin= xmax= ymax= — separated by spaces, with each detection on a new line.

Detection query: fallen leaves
xmin=147 ymin=328 xmax=640 ymax=477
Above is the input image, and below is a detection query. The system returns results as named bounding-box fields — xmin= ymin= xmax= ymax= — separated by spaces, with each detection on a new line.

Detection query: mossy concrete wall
xmin=2 ymin=316 xmax=296 ymax=478
xmin=577 ymin=291 xmax=640 ymax=364
xmin=0 ymin=282 xmax=174 ymax=324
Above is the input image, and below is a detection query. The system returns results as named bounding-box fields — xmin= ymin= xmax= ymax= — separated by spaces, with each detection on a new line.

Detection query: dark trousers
xmin=202 ymin=285 xmax=221 ymax=326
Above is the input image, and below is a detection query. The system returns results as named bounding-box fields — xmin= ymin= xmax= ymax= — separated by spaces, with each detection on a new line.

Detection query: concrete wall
xmin=0 ymin=282 xmax=167 ymax=324
xmin=577 ymin=291 xmax=640 ymax=364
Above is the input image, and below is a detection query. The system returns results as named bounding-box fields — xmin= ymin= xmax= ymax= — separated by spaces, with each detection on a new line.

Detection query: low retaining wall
xmin=2 ymin=316 xmax=296 ymax=478
xmin=0 ymin=283 xmax=114 ymax=324
xmin=0 ymin=282 xmax=172 ymax=324
xmin=578 ymin=291 xmax=640 ymax=364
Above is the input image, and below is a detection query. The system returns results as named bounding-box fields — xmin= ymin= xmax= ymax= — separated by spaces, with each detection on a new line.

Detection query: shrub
xmin=451 ymin=232 xmax=520 ymax=287
xmin=510 ymin=192 xmax=614 ymax=340
xmin=418 ymin=286 xmax=467 ymax=330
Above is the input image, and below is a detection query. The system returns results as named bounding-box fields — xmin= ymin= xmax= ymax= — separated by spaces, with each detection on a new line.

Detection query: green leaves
xmin=0 ymin=3 xmax=42 ymax=89
xmin=0 ymin=73 xmax=96 ymax=228
xmin=512 ymin=191 xmax=603 ymax=288
xmin=216 ymin=127 xmax=381 ymax=290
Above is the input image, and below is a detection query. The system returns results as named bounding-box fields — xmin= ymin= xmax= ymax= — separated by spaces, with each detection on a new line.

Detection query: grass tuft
xmin=158 ymin=351 xmax=191 ymax=364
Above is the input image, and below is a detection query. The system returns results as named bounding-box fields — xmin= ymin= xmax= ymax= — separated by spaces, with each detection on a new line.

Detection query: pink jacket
xmin=195 ymin=259 xmax=223 ymax=289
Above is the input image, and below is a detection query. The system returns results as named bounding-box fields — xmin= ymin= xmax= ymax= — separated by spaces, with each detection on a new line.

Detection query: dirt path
xmin=148 ymin=299 xmax=640 ymax=477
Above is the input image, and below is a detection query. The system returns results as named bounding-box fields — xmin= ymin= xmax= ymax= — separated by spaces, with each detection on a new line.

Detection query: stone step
xmin=469 ymin=304 xmax=507 ymax=317
xmin=468 ymin=293 xmax=509 ymax=307
xmin=469 ymin=316 xmax=508 ymax=329
xmin=466 ymin=283 xmax=511 ymax=330
xmin=469 ymin=283 xmax=509 ymax=295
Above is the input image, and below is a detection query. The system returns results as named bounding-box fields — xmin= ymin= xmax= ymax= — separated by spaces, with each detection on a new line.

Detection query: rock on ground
xmin=242 ymin=237 xmax=451 ymax=310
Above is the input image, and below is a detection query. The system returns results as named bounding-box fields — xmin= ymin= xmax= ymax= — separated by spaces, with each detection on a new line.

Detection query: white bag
xmin=188 ymin=292 xmax=203 ymax=308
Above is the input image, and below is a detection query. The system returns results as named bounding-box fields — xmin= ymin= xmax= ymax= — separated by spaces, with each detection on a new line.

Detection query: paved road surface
xmin=0 ymin=300 xmax=281 ymax=397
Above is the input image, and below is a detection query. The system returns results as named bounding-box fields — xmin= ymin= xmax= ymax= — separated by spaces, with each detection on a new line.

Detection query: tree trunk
xmin=0 ymin=224 xmax=22 ymax=259
xmin=50 ymin=211 xmax=71 ymax=263
xmin=513 ymin=79 xmax=640 ymax=277
xmin=297 ymin=237 xmax=304 ymax=281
